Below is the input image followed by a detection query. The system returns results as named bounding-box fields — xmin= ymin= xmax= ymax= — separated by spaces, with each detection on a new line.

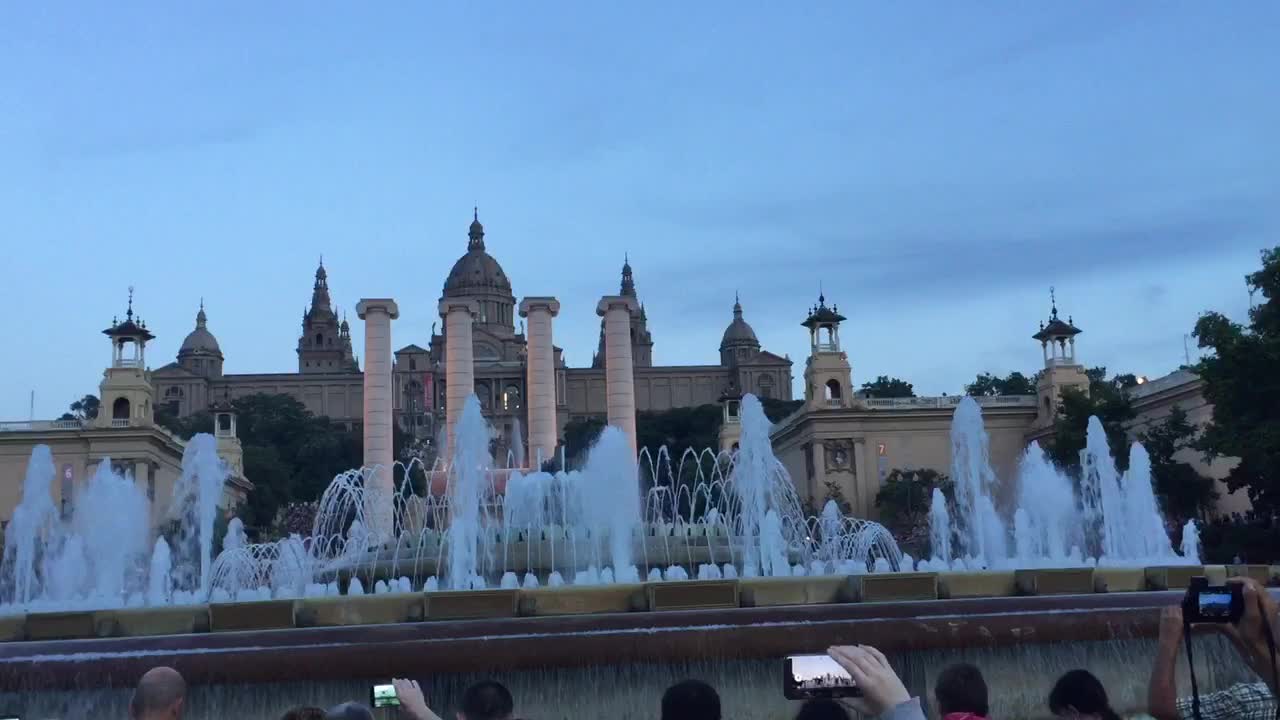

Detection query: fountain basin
xmin=1093 ymin=567 xmax=1147 ymax=593
xmin=518 ymin=584 xmax=647 ymax=615
xmin=1015 ymin=568 xmax=1096 ymax=595
xmin=739 ymin=576 xmax=854 ymax=607
xmin=296 ymin=593 xmax=424 ymax=627
xmin=938 ymin=571 xmax=1017 ymax=599
xmin=851 ymin=572 xmax=938 ymax=602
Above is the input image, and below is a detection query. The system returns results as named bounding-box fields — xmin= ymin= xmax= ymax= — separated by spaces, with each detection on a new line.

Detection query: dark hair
xmin=325 ymin=702 xmax=374 ymax=720
xmin=1048 ymin=670 xmax=1121 ymax=720
xmin=795 ymin=698 xmax=851 ymax=720
xmin=661 ymin=679 xmax=722 ymax=720
xmin=460 ymin=680 xmax=514 ymax=720
xmin=281 ymin=708 xmax=326 ymax=720
xmin=935 ymin=663 xmax=989 ymax=717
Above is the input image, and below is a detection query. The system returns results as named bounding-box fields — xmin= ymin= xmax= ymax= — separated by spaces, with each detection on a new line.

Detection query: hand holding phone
xmin=784 ymin=653 xmax=861 ymax=700
xmin=371 ymin=682 xmax=400 ymax=708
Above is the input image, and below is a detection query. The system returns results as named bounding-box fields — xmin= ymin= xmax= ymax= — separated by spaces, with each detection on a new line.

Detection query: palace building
xmin=150 ymin=212 xmax=794 ymax=462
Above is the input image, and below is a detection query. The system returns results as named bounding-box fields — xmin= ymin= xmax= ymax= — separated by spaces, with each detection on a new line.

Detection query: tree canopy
xmin=156 ymin=393 xmax=361 ymax=538
xmin=1045 ymin=366 xmax=1137 ymax=472
xmin=861 ymin=376 xmax=915 ymax=399
xmin=58 ymin=394 xmax=100 ymax=422
xmin=1193 ymin=246 xmax=1280 ymax=515
xmin=1137 ymin=405 xmax=1218 ymax=522
xmin=965 ymin=371 xmax=1036 ymax=397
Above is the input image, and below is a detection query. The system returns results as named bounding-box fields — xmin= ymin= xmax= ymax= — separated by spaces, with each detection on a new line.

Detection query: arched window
xmin=112 ymin=397 xmax=131 ymax=420
xmin=503 ymin=385 xmax=522 ymax=411
xmin=825 ymin=379 xmax=842 ymax=402
xmin=316 ymin=333 xmax=323 ymax=345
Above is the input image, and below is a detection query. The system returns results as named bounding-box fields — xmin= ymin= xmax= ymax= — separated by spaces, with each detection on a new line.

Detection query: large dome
xmin=720 ymin=297 xmax=760 ymax=351
xmin=179 ymin=305 xmax=222 ymax=356
xmin=443 ymin=213 xmax=513 ymax=298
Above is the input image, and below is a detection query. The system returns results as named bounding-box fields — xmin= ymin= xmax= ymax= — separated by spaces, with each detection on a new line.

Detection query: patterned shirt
xmin=1176 ymin=682 xmax=1276 ymax=720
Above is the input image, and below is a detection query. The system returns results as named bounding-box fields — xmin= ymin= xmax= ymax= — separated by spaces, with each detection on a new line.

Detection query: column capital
xmin=356 ymin=298 xmax=400 ymax=320
xmin=519 ymin=296 xmax=561 ymax=318
xmin=438 ymin=298 xmax=480 ymax=319
xmin=596 ymin=295 xmax=639 ymax=317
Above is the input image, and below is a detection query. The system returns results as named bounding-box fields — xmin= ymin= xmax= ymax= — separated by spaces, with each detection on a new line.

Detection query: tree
xmin=63 ymin=394 xmax=100 ymax=422
xmin=1045 ymin=366 xmax=1137 ymax=472
xmin=561 ymin=417 xmax=606 ymax=468
xmin=874 ymin=468 xmax=953 ymax=555
xmin=861 ymin=376 xmax=915 ymax=399
xmin=759 ymin=398 xmax=803 ymax=424
xmin=966 ymin=371 xmax=1036 ymax=397
xmin=1193 ymin=246 xmax=1280 ymax=515
xmin=1137 ymin=405 xmax=1218 ymax=522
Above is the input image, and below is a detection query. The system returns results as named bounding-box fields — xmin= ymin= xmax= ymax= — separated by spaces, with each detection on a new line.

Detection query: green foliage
xmin=876 ymin=469 xmax=953 ymax=524
xmin=635 ymin=404 xmax=723 ymax=459
xmin=860 ymin=376 xmax=915 ymax=399
xmin=1045 ymin=366 xmax=1136 ymax=472
xmin=62 ymin=394 xmax=100 ymax=421
xmin=759 ymin=398 xmax=803 ymax=424
xmin=561 ymin=417 xmax=606 ymax=468
xmin=965 ymin=371 xmax=1036 ymax=397
xmin=1137 ymin=405 xmax=1218 ymax=522
xmin=1193 ymin=246 xmax=1280 ymax=514
xmin=157 ymin=393 xmax=361 ymax=539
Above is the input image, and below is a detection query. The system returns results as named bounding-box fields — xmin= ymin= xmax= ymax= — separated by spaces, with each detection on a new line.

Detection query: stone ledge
xmin=1226 ymin=565 xmax=1271 ymax=584
xmin=1094 ymin=568 xmax=1146 ymax=593
xmin=296 ymin=593 xmax=424 ymax=627
xmin=210 ymin=599 xmax=297 ymax=632
xmin=519 ymin=584 xmax=647 ymax=616
xmin=1144 ymin=566 xmax=1206 ymax=590
xmin=424 ymin=589 xmax=518 ymax=620
xmin=1015 ymin=568 xmax=1096 ymax=596
xmin=648 ymin=580 xmax=739 ymax=611
xmin=95 ymin=606 xmax=211 ymax=637
xmin=938 ymin=571 xmax=1017 ymax=599
xmin=739 ymin=576 xmax=854 ymax=607
xmin=26 ymin=611 xmax=96 ymax=641
xmin=851 ymin=572 xmax=938 ymax=602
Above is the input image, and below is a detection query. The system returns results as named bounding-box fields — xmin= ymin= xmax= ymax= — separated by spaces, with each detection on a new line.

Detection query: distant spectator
xmin=935 ymin=663 xmax=989 ymax=719
xmin=662 ymin=679 xmax=722 ymax=720
xmin=130 ymin=666 xmax=187 ymax=720
xmin=1048 ymin=669 xmax=1121 ymax=720
xmin=280 ymin=708 xmax=325 ymax=720
xmin=325 ymin=702 xmax=374 ymax=720
xmin=393 ymin=678 xmax=514 ymax=720
xmin=461 ymin=680 xmax=515 ymax=720
xmin=796 ymin=698 xmax=851 ymax=720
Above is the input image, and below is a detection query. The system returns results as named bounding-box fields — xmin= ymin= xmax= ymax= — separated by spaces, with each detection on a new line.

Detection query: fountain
xmin=927 ymin=397 xmax=1193 ymax=570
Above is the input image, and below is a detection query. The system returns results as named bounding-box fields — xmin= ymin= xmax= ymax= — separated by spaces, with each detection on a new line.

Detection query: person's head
xmin=935 ymin=663 xmax=989 ymax=717
xmin=795 ymin=698 xmax=850 ymax=720
xmin=130 ymin=666 xmax=186 ymax=720
xmin=459 ymin=680 xmax=514 ymax=720
xmin=325 ymin=702 xmax=374 ymax=720
xmin=661 ymin=679 xmax=721 ymax=720
xmin=280 ymin=708 xmax=326 ymax=720
xmin=1048 ymin=670 xmax=1121 ymax=720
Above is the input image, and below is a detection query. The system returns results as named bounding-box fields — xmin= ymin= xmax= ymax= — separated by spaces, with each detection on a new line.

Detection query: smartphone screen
xmin=371 ymin=683 xmax=400 ymax=708
xmin=784 ymin=654 xmax=861 ymax=700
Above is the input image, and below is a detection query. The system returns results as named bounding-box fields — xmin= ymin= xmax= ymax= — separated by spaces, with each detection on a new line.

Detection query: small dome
xmin=720 ymin=296 xmax=760 ymax=351
xmin=443 ymin=210 xmax=513 ymax=297
xmin=179 ymin=303 xmax=222 ymax=356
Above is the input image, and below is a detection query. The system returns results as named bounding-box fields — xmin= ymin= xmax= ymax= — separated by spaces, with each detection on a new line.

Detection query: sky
xmin=2 ymin=3 xmax=1278 ymax=419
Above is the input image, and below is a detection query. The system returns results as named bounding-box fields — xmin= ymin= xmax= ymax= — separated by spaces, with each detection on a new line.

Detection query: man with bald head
xmin=130 ymin=666 xmax=187 ymax=720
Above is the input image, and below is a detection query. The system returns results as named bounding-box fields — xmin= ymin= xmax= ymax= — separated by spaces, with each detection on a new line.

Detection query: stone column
xmin=519 ymin=297 xmax=560 ymax=468
xmin=439 ymin=298 xmax=479 ymax=456
xmin=596 ymin=295 xmax=640 ymax=454
xmin=356 ymin=298 xmax=399 ymax=542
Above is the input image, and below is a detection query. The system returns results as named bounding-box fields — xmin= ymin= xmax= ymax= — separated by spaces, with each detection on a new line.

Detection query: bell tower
xmin=95 ymin=287 xmax=156 ymax=429
xmin=802 ymin=293 xmax=854 ymax=411
xmin=1033 ymin=287 xmax=1089 ymax=428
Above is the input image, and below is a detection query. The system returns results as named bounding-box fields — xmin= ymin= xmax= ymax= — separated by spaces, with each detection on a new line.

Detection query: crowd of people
xmin=124 ymin=578 xmax=1277 ymax=720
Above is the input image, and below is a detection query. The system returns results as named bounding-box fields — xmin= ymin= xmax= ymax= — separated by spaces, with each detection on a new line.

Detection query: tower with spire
xmin=592 ymin=255 xmax=653 ymax=368
xmin=801 ymin=291 xmax=853 ymax=411
xmin=297 ymin=258 xmax=359 ymax=373
xmin=1032 ymin=286 xmax=1088 ymax=428
xmin=95 ymin=287 xmax=157 ymax=429
xmin=178 ymin=299 xmax=224 ymax=378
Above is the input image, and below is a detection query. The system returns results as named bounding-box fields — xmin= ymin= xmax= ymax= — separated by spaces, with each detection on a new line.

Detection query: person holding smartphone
xmin=1147 ymin=577 xmax=1279 ymax=720
xmin=827 ymin=645 xmax=926 ymax=720
xmin=391 ymin=678 xmax=515 ymax=720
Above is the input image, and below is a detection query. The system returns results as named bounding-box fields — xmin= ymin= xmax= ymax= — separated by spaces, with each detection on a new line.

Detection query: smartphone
xmin=371 ymin=682 xmax=400 ymax=708
xmin=784 ymin=654 xmax=861 ymax=700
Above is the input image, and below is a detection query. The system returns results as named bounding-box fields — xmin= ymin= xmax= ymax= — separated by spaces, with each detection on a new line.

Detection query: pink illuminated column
xmin=596 ymin=295 xmax=640 ymax=454
xmin=439 ymin=298 xmax=479 ymax=455
xmin=519 ymin=296 xmax=560 ymax=467
xmin=356 ymin=298 xmax=399 ymax=541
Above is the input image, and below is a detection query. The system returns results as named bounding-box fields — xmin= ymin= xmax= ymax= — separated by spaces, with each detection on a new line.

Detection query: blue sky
xmin=3 ymin=3 xmax=1277 ymax=419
